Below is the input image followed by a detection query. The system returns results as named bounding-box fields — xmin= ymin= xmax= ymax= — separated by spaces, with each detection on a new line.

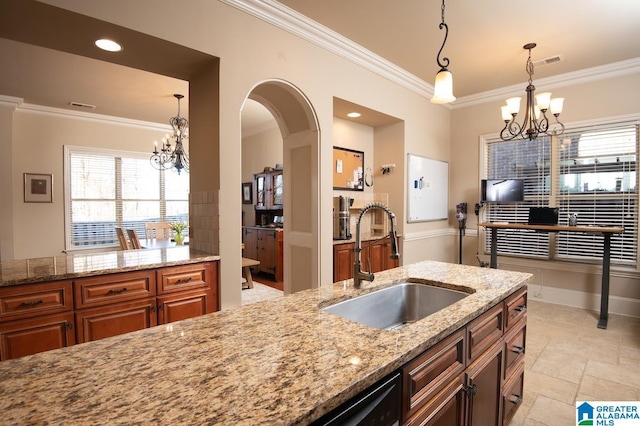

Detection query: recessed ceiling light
xmin=95 ymin=38 xmax=123 ymax=52
xmin=347 ymin=112 xmax=361 ymax=118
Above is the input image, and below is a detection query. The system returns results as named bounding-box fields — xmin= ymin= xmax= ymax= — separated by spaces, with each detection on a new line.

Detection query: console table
xmin=478 ymin=222 xmax=624 ymax=329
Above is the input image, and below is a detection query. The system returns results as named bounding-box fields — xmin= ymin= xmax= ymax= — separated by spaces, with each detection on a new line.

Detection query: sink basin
xmin=323 ymin=282 xmax=469 ymax=330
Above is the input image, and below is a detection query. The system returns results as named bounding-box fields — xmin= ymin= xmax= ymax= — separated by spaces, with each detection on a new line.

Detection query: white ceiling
xmin=1 ymin=0 xmax=640 ymax=132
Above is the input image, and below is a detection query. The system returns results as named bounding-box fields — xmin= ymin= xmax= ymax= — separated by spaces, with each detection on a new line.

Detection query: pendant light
xmin=430 ymin=0 xmax=456 ymax=104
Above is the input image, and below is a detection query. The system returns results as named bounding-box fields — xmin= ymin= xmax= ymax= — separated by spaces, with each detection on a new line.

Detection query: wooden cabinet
xmin=75 ymin=262 xmax=217 ymax=343
xmin=242 ymin=227 xmax=283 ymax=282
xmin=333 ymin=236 xmax=401 ymax=282
xmin=0 ymin=280 xmax=74 ymax=360
xmin=254 ymin=169 xmax=283 ymax=210
xmin=1 ymin=261 xmax=219 ymax=359
xmin=401 ymin=289 xmax=527 ymax=426
xmin=242 ymin=227 xmax=259 ymax=260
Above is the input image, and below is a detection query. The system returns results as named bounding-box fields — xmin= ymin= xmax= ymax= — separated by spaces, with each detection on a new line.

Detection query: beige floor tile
xmin=523 ymin=370 xmax=578 ymax=405
xmin=584 ymin=359 xmax=640 ymax=386
xmin=530 ymin=351 xmax=586 ymax=384
xmin=578 ymin=374 xmax=640 ymax=401
xmin=526 ymin=395 xmax=576 ymax=425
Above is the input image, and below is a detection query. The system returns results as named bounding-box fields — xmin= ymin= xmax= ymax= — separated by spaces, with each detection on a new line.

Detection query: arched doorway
xmin=242 ymin=80 xmax=320 ymax=294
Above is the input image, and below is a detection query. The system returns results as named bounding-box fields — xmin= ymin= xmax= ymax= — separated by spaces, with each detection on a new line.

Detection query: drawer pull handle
xmin=514 ymin=305 xmax=526 ymax=312
xmin=19 ymin=299 xmax=44 ymax=308
xmin=511 ymin=346 xmax=525 ymax=354
xmin=509 ymin=394 xmax=522 ymax=405
xmin=464 ymin=383 xmax=478 ymax=398
xmin=176 ymin=277 xmax=193 ymax=284
xmin=66 ymin=322 xmax=73 ymax=330
xmin=107 ymin=287 xmax=128 ymax=295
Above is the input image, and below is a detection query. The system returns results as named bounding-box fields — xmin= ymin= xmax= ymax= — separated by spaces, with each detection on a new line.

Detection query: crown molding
xmin=0 ymin=94 xmax=24 ymax=107
xmin=223 ymin=0 xmax=640 ymax=111
xmin=16 ymin=100 xmax=171 ymax=131
xmin=221 ymin=0 xmax=435 ymax=100
xmin=453 ymin=57 xmax=640 ymax=109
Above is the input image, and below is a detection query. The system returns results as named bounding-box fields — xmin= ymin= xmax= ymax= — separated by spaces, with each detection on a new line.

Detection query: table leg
xmin=490 ymin=228 xmax=498 ymax=269
xmin=243 ymin=266 xmax=255 ymax=289
xmin=597 ymin=233 xmax=611 ymax=329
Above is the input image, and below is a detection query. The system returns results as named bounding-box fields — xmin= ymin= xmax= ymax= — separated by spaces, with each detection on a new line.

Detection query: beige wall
xmin=7 ymin=108 xmax=169 ymax=259
xmin=451 ymin=72 xmax=640 ymax=315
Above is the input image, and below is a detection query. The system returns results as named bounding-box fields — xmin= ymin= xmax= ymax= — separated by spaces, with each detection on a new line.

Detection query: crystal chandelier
xmin=500 ymin=43 xmax=565 ymax=141
xmin=151 ymin=94 xmax=190 ymax=174
xmin=430 ymin=0 xmax=455 ymax=104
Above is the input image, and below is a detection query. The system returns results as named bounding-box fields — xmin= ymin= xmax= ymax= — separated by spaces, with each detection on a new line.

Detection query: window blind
xmin=483 ymin=120 xmax=638 ymax=266
xmin=65 ymin=146 xmax=189 ymax=250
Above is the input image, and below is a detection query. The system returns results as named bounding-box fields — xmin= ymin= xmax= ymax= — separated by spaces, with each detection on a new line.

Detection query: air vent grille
xmin=69 ymin=101 xmax=96 ymax=109
xmin=533 ymin=55 xmax=564 ymax=68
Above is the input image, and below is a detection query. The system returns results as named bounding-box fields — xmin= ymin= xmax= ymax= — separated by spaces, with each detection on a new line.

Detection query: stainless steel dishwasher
xmin=311 ymin=371 xmax=401 ymax=426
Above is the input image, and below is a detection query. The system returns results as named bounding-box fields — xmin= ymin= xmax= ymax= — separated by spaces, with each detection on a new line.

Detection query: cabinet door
xmin=465 ymin=342 xmax=504 ymax=426
xmin=243 ymin=227 xmax=259 ymax=260
xmin=258 ymin=229 xmax=277 ymax=275
xmin=75 ymin=299 xmax=157 ymax=344
xmin=0 ymin=313 xmax=75 ymax=361
xmin=333 ymin=243 xmax=355 ymax=282
xmin=157 ymin=290 xmax=211 ymax=324
xmin=405 ymin=376 xmax=466 ymax=426
xmin=254 ymin=173 xmax=267 ymax=209
xmin=271 ymin=170 xmax=283 ymax=208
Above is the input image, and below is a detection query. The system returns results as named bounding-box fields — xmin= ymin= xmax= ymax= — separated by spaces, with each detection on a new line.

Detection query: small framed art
xmin=242 ymin=182 xmax=253 ymax=204
xmin=24 ymin=173 xmax=53 ymax=203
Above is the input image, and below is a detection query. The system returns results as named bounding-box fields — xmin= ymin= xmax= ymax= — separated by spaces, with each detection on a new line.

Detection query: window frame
xmin=63 ymin=145 xmax=189 ymax=252
xmin=479 ymin=114 xmax=639 ymax=269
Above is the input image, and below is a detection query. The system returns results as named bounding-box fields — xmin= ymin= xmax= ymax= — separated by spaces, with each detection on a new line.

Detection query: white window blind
xmin=483 ymin=137 xmax=552 ymax=259
xmin=64 ymin=146 xmax=189 ymax=250
xmin=556 ymin=123 xmax=638 ymax=264
xmin=483 ymin=120 xmax=638 ymax=266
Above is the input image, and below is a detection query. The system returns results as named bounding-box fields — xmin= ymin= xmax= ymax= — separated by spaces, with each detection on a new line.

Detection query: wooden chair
xmin=144 ymin=222 xmax=173 ymax=240
xmin=126 ymin=229 xmax=143 ymax=249
xmin=115 ymin=227 xmax=130 ymax=250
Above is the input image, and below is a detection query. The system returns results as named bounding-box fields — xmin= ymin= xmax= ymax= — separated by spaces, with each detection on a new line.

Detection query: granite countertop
xmin=0 ymin=247 xmax=220 ymax=287
xmin=0 ymin=261 xmax=531 ymax=425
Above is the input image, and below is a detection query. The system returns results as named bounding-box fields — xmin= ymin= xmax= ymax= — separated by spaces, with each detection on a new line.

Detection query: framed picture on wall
xmin=24 ymin=173 xmax=53 ymax=203
xmin=242 ymin=182 xmax=253 ymax=204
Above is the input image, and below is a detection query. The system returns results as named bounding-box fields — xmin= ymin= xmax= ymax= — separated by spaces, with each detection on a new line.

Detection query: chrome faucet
xmin=353 ymin=203 xmax=400 ymax=288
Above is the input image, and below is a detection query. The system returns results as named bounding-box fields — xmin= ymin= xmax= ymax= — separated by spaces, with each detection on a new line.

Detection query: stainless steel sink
xmin=323 ymin=282 xmax=469 ymax=330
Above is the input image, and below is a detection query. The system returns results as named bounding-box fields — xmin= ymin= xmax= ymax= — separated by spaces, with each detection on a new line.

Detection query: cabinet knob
xmin=464 ymin=383 xmax=478 ymax=398
xmin=65 ymin=322 xmax=73 ymax=330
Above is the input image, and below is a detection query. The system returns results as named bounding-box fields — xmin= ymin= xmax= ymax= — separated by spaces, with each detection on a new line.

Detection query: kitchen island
xmin=0 ymin=261 xmax=530 ymax=425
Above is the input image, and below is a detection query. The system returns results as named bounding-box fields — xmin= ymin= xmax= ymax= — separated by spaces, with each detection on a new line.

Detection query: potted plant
xmin=169 ymin=221 xmax=188 ymax=245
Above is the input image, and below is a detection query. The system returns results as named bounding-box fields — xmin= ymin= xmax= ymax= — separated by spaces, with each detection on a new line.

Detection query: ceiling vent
xmin=533 ymin=55 xmax=564 ymax=68
xmin=69 ymin=101 xmax=96 ymax=109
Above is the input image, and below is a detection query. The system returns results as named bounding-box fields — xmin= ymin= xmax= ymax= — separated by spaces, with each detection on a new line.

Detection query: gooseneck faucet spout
xmin=353 ymin=203 xmax=400 ymax=288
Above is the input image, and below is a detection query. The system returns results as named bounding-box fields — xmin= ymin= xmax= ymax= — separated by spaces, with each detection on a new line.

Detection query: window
xmin=482 ymin=119 xmax=638 ymax=266
xmin=64 ymin=146 xmax=189 ymax=250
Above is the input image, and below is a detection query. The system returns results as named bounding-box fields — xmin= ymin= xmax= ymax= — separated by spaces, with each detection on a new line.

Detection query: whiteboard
xmin=407 ymin=154 xmax=448 ymax=222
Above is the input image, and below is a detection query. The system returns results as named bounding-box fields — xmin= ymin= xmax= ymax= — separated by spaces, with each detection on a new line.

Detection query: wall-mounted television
xmin=481 ymin=179 xmax=524 ymax=203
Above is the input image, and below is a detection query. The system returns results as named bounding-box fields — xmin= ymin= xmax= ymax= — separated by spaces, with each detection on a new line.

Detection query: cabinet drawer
xmin=0 ymin=280 xmax=73 ymax=322
xmin=405 ymin=375 xmax=466 ymax=426
xmin=75 ymin=298 xmax=157 ymax=344
xmin=502 ymin=361 xmax=525 ymax=425
xmin=157 ymin=289 xmax=212 ymax=325
xmin=74 ymin=271 xmax=156 ymax=308
xmin=402 ymin=329 xmax=465 ymax=421
xmin=505 ymin=287 xmax=527 ymax=330
xmin=466 ymin=303 xmax=504 ymax=364
xmin=156 ymin=263 xmax=212 ymax=295
xmin=504 ymin=318 xmax=526 ymax=380
xmin=0 ymin=312 xmax=75 ymax=361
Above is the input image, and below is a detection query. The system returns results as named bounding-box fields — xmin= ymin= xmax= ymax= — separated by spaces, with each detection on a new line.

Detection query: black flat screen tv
xmin=481 ymin=179 xmax=524 ymax=203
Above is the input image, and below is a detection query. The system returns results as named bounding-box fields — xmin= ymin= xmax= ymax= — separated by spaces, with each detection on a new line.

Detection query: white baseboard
xmin=527 ymin=283 xmax=640 ymax=319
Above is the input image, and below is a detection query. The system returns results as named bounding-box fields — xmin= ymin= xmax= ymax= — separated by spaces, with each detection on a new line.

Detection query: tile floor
xmin=509 ymin=299 xmax=640 ymax=425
